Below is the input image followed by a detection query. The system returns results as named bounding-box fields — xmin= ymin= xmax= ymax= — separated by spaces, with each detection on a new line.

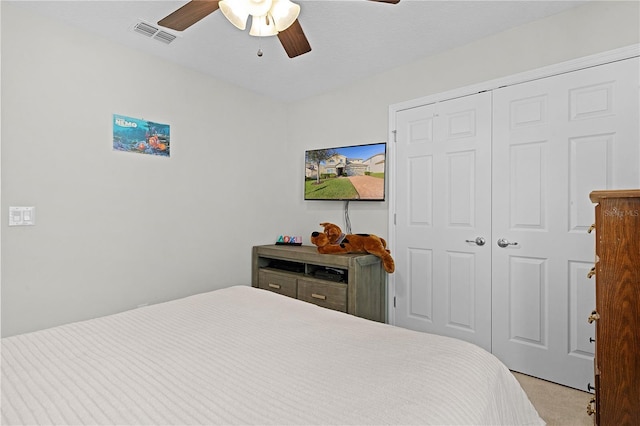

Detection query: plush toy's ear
xmin=320 ymin=222 xmax=342 ymax=242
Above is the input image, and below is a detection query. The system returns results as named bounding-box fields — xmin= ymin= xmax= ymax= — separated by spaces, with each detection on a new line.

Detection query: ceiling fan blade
xmin=158 ymin=0 xmax=220 ymax=31
xmin=368 ymin=0 xmax=400 ymax=3
xmin=277 ymin=19 xmax=312 ymax=59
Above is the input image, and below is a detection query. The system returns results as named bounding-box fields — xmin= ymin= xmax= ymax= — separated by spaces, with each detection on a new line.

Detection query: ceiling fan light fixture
xmin=270 ymin=0 xmax=300 ymax=31
xmin=220 ymin=0 xmax=298 ymax=35
xmin=249 ymin=14 xmax=278 ymax=37
xmin=246 ymin=0 xmax=274 ymax=17
xmin=219 ymin=0 xmax=250 ymax=30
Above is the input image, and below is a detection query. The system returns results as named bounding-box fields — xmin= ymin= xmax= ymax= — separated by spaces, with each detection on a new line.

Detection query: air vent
xmin=153 ymin=30 xmax=177 ymax=44
xmin=132 ymin=21 xmax=177 ymax=45
xmin=133 ymin=21 xmax=158 ymax=37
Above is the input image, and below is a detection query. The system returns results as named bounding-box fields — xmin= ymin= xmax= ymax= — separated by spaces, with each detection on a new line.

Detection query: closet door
xmin=491 ymin=57 xmax=640 ymax=390
xmin=394 ymin=93 xmax=492 ymax=351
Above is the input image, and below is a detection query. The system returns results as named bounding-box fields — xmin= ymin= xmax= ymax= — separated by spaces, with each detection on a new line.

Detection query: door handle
xmin=497 ymin=238 xmax=518 ymax=248
xmin=465 ymin=237 xmax=486 ymax=246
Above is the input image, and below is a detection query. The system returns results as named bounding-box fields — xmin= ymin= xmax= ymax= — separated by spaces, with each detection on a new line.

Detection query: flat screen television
xmin=305 ymin=142 xmax=387 ymax=201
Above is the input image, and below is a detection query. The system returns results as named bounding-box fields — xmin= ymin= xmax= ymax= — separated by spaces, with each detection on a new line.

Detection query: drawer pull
xmin=587 ymin=397 xmax=596 ymax=416
xmin=588 ymin=311 xmax=600 ymax=324
xmin=268 ymin=283 xmax=281 ymax=289
xmin=587 ymin=266 xmax=596 ymax=279
xmin=311 ymin=293 xmax=327 ymax=300
xmin=588 ymin=223 xmax=596 ymax=234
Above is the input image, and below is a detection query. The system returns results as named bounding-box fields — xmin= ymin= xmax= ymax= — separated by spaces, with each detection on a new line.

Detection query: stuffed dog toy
xmin=310 ymin=222 xmax=395 ymax=273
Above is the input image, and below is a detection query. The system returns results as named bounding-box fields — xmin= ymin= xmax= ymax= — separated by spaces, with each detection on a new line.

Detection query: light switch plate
xmin=9 ymin=207 xmax=35 ymax=226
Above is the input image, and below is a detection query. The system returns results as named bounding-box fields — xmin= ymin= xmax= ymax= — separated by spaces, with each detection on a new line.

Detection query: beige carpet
xmin=513 ymin=372 xmax=593 ymax=426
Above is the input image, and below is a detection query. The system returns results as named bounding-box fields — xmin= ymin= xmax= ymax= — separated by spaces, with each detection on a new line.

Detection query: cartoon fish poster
xmin=113 ymin=114 xmax=170 ymax=157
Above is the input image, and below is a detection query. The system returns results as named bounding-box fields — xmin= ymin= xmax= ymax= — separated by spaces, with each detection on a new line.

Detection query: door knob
xmin=465 ymin=237 xmax=486 ymax=246
xmin=497 ymin=238 xmax=518 ymax=248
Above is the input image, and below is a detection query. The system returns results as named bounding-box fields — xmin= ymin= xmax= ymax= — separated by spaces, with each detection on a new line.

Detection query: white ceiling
xmin=10 ymin=0 xmax=590 ymax=102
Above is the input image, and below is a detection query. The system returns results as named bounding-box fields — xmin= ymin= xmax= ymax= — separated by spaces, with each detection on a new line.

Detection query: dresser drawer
xmin=258 ymin=270 xmax=297 ymax=298
xmin=297 ymin=279 xmax=347 ymax=312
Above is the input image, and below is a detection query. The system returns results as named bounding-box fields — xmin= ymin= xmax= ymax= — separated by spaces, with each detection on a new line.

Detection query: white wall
xmin=1 ymin=3 xmax=298 ymax=336
xmin=2 ymin=1 xmax=638 ymax=337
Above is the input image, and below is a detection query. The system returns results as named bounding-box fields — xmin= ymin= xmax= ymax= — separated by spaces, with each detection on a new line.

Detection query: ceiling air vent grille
xmin=154 ymin=30 xmax=177 ymax=44
xmin=133 ymin=21 xmax=158 ymax=37
xmin=133 ymin=21 xmax=177 ymax=45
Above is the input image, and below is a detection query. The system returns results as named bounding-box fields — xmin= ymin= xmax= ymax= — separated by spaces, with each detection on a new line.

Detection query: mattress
xmin=1 ymin=285 xmax=544 ymax=425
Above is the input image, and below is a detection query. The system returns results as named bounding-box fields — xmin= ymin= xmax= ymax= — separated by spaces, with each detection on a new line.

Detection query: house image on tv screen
xmin=306 ymin=151 xmax=385 ymax=179
xmin=304 ymin=143 xmax=387 ymax=201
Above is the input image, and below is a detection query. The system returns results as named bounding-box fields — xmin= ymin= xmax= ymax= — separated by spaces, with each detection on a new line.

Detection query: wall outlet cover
xmin=9 ymin=207 xmax=35 ymax=226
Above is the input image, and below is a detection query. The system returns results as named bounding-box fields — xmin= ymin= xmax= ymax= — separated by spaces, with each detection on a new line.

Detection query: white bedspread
xmin=2 ymin=285 xmax=544 ymax=425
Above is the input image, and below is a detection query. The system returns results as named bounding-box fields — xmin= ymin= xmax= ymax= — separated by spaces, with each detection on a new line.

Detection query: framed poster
xmin=113 ymin=114 xmax=170 ymax=157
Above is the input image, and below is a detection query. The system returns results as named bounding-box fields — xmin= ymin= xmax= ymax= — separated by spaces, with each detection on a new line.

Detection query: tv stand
xmin=251 ymin=245 xmax=386 ymax=322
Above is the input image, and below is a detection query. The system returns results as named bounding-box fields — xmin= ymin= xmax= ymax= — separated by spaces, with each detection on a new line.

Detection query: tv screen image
xmin=305 ymin=142 xmax=387 ymax=201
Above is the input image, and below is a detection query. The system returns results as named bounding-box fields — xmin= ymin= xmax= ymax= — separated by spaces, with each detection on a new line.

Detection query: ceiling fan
xmin=158 ymin=0 xmax=401 ymax=59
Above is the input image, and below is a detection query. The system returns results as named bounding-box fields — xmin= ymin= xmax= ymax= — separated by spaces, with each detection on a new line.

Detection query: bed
xmin=1 ymin=285 xmax=544 ymax=425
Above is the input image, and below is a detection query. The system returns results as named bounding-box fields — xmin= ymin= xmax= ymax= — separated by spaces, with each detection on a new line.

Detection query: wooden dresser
xmin=588 ymin=190 xmax=640 ymax=426
xmin=251 ymin=245 xmax=386 ymax=322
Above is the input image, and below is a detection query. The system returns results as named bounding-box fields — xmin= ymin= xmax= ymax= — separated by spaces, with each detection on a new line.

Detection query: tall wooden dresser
xmin=588 ymin=190 xmax=640 ymax=426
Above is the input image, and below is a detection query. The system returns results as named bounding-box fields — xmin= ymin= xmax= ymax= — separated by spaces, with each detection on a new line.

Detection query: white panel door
xmin=394 ymin=93 xmax=493 ymax=351
xmin=491 ymin=57 xmax=640 ymax=390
